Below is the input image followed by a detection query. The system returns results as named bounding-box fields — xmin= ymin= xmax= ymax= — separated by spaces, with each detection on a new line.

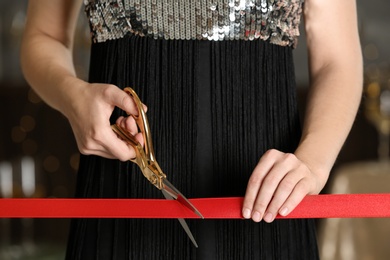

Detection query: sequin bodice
xmin=85 ymin=0 xmax=304 ymax=47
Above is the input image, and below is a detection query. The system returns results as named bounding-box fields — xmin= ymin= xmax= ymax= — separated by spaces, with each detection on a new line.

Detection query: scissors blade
xmin=161 ymin=189 xmax=198 ymax=248
xmin=162 ymin=179 xmax=204 ymax=219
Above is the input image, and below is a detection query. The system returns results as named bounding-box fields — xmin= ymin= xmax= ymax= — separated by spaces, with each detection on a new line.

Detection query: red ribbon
xmin=1 ymin=194 xmax=390 ymax=219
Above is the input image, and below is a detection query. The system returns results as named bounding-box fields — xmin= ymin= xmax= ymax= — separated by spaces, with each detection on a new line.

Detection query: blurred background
xmin=0 ymin=0 xmax=389 ymax=259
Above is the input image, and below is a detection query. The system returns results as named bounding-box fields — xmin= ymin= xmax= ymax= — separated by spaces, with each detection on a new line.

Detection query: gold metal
xmin=111 ymin=87 xmax=166 ymax=189
xmin=111 ymin=87 xmax=204 ymax=247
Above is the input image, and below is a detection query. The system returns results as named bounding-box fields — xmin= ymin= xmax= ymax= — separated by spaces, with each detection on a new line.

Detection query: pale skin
xmin=21 ymin=0 xmax=362 ymax=224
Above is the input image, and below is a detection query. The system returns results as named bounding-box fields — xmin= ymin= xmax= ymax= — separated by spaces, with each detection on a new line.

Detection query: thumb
xmin=106 ymin=86 xmax=139 ymax=115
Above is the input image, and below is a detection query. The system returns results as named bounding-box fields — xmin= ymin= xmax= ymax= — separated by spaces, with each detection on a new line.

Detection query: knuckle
xmin=279 ymin=178 xmax=296 ymax=191
xmin=289 ymin=183 xmax=308 ymax=199
xmin=78 ymin=147 xmax=88 ymax=155
xmin=90 ymin=130 xmax=102 ymax=142
xmin=264 ymin=149 xmax=278 ymax=158
xmin=284 ymin=153 xmax=296 ymax=161
xmin=78 ymin=143 xmax=91 ymax=155
xmin=283 ymin=153 xmax=298 ymax=166
xmin=76 ymin=136 xmax=94 ymax=155
xmin=101 ymin=84 xmax=113 ymax=98
xmin=263 ymin=175 xmax=279 ymax=187
xmin=248 ymin=174 xmax=262 ymax=186
xmin=83 ymin=140 xmax=95 ymax=152
xmin=299 ymin=180 xmax=312 ymax=193
xmin=254 ymin=201 xmax=268 ymax=212
xmin=121 ymin=95 xmax=132 ymax=110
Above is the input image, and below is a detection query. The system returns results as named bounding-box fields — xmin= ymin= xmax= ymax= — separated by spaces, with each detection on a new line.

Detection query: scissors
xmin=111 ymin=87 xmax=204 ymax=247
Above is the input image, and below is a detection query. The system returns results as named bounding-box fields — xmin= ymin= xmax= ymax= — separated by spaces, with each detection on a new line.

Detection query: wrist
xmin=294 ymin=144 xmax=333 ymax=192
xmin=56 ymin=76 xmax=88 ymax=119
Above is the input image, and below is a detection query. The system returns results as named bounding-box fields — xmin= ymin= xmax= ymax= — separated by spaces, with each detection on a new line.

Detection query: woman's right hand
xmin=63 ymin=80 xmax=143 ymax=161
xmin=21 ymin=1 xmax=143 ymax=162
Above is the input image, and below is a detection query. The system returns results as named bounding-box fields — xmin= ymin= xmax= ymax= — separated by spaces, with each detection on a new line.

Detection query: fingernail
xmin=264 ymin=212 xmax=273 ymax=223
xmin=243 ymin=208 xmax=251 ymax=219
xmin=279 ymin=207 xmax=288 ymax=216
xmin=252 ymin=211 xmax=261 ymax=222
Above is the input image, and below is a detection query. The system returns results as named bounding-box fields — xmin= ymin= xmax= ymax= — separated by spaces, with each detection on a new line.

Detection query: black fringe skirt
xmin=65 ymin=35 xmax=319 ymax=260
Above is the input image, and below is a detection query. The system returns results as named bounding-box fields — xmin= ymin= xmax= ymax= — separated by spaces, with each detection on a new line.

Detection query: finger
xmin=142 ymin=103 xmax=148 ymax=113
xmin=278 ymin=179 xmax=311 ymax=217
xmin=251 ymin=158 xmax=294 ymax=222
xmin=118 ymin=116 xmax=127 ymax=130
xmin=117 ymin=116 xmax=138 ymax=136
xmin=116 ymin=116 xmax=125 ymax=125
xmin=100 ymin=126 xmax=137 ymax=161
xmin=115 ymin=117 xmax=144 ymax=146
xmin=134 ymin=132 xmax=144 ymax=146
xmin=262 ymin=170 xmax=303 ymax=222
xmin=124 ymin=116 xmax=138 ymax=135
xmin=242 ymin=153 xmax=276 ymax=221
xmin=104 ymin=86 xmax=138 ymax=115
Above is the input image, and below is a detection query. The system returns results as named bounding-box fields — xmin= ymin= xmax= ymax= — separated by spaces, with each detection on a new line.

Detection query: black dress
xmin=66 ymin=1 xmax=319 ymax=259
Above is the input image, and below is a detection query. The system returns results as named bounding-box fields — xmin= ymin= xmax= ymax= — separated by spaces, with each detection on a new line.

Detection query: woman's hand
xmin=64 ymin=81 xmax=143 ymax=161
xmin=21 ymin=1 xmax=144 ymax=162
xmin=242 ymin=149 xmax=325 ymax=223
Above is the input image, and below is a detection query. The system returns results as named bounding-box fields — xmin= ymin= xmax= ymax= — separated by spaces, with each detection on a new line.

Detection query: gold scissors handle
xmin=111 ymin=87 xmax=166 ymax=190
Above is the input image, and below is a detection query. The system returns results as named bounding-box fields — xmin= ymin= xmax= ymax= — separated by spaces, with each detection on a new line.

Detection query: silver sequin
xmin=84 ymin=0 xmax=304 ymax=47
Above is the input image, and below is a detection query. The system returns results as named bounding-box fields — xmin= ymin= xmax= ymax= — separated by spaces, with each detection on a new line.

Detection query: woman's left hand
xmin=242 ymin=149 xmax=325 ymax=223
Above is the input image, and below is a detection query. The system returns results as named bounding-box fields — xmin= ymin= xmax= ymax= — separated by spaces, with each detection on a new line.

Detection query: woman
xmin=21 ymin=0 xmax=362 ymax=259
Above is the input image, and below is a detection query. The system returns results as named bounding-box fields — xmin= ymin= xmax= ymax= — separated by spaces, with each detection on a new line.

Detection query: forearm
xmin=20 ymin=0 xmax=84 ymax=117
xmin=21 ymin=33 xmax=84 ymax=116
xmin=295 ymin=56 xmax=363 ymax=189
xmin=292 ymin=0 xmax=363 ymax=191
